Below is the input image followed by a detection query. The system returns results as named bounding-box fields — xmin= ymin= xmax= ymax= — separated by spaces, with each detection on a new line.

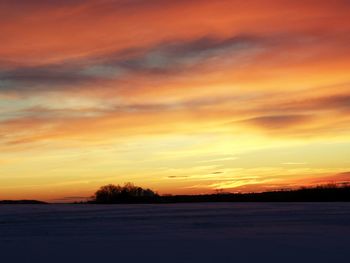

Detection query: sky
xmin=0 ymin=0 xmax=350 ymax=201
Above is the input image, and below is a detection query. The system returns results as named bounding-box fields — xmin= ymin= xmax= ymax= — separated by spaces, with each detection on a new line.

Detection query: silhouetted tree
xmin=93 ymin=182 xmax=158 ymax=203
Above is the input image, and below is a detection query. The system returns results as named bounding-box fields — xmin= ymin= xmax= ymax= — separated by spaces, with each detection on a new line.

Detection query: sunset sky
xmin=1 ymin=0 xmax=350 ymax=201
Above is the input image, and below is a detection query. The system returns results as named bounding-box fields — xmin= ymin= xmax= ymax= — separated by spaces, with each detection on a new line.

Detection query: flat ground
xmin=0 ymin=203 xmax=349 ymax=263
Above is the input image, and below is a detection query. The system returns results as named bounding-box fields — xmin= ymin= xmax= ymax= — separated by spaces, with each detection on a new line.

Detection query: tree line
xmin=88 ymin=182 xmax=350 ymax=204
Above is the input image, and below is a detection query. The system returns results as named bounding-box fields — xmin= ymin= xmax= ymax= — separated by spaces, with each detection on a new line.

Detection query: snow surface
xmin=0 ymin=203 xmax=349 ymax=263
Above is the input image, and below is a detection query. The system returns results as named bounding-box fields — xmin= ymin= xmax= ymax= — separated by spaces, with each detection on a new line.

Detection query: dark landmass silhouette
xmin=86 ymin=183 xmax=350 ymax=204
xmin=2 ymin=184 xmax=349 ymax=204
xmin=0 ymin=200 xmax=48 ymax=204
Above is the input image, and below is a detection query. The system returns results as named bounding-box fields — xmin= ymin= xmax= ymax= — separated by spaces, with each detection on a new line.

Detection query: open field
xmin=1 ymin=203 xmax=350 ymax=262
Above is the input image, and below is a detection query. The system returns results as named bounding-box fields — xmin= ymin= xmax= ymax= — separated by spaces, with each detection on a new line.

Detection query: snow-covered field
xmin=0 ymin=203 xmax=349 ymax=262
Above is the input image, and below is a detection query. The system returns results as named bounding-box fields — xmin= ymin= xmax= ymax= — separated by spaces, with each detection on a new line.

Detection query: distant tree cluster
xmin=93 ymin=183 xmax=158 ymax=203
xmin=88 ymin=182 xmax=350 ymax=204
